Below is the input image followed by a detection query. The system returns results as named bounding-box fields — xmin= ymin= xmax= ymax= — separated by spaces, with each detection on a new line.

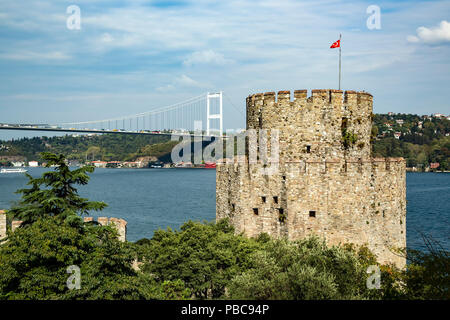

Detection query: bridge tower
xmin=206 ymin=92 xmax=223 ymax=137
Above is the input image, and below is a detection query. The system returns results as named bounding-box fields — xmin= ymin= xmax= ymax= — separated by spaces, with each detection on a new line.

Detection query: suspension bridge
xmin=0 ymin=92 xmax=227 ymax=138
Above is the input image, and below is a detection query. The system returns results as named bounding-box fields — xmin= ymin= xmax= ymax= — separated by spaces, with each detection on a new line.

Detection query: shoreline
xmin=1 ymin=165 xmax=448 ymax=172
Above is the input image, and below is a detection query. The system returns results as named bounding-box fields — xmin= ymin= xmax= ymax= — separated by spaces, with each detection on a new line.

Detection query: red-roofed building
xmin=430 ymin=163 xmax=440 ymax=169
xmin=91 ymin=161 xmax=107 ymax=168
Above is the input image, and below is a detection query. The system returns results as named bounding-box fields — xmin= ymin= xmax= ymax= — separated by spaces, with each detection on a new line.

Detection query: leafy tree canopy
xmin=7 ymin=152 xmax=107 ymax=226
xmin=137 ymin=219 xmax=261 ymax=299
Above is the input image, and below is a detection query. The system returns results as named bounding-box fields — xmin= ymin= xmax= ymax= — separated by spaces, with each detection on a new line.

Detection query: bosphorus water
xmin=0 ymin=168 xmax=448 ymax=251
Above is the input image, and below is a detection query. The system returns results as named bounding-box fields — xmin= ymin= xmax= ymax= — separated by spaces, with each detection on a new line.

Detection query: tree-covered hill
xmin=0 ymin=134 xmax=174 ymax=163
xmin=372 ymin=114 xmax=449 ymax=170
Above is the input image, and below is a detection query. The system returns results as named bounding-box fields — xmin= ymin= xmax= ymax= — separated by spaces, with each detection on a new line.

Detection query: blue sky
xmin=0 ymin=0 xmax=449 ymax=140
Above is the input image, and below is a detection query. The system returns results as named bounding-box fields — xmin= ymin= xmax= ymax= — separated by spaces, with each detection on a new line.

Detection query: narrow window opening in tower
xmin=306 ymin=145 xmax=311 ymax=153
xmin=273 ymin=196 xmax=278 ymax=204
xmin=278 ymin=208 xmax=286 ymax=222
xmin=282 ymin=175 xmax=286 ymax=181
xmin=253 ymin=208 xmax=259 ymax=215
xmin=341 ymin=117 xmax=348 ymax=130
xmin=261 ymin=196 xmax=266 ymax=203
xmin=232 ymin=204 xmax=235 ymax=211
xmin=309 ymin=211 xmax=316 ymax=218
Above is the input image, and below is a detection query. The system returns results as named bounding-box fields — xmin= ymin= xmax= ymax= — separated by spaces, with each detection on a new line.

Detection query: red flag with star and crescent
xmin=330 ymin=39 xmax=340 ymax=48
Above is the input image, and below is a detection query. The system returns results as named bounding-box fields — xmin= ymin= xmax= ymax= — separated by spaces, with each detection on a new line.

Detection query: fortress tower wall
xmin=245 ymin=90 xmax=372 ymax=162
xmin=217 ymin=89 xmax=406 ymax=267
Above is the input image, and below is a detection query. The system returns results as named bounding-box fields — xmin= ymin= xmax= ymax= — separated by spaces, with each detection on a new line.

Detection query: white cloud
xmin=0 ymin=51 xmax=71 ymax=61
xmin=155 ymin=84 xmax=176 ymax=92
xmin=156 ymin=74 xmax=207 ymax=92
xmin=175 ymin=74 xmax=201 ymax=87
xmin=408 ymin=20 xmax=450 ymax=44
xmin=101 ymin=33 xmax=114 ymax=43
xmin=406 ymin=35 xmax=420 ymax=43
xmin=183 ymin=50 xmax=232 ymax=66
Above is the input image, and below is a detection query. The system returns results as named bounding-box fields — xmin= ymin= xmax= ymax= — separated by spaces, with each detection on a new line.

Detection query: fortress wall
xmin=245 ymin=90 xmax=373 ymax=162
xmin=0 ymin=210 xmax=6 ymax=240
xmin=344 ymin=91 xmax=373 ymax=159
xmin=11 ymin=220 xmax=23 ymax=232
xmin=0 ymin=212 xmax=23 ymax=239
xmin=0 ymin=214 xmax=127 ymax=243
xmin=367 ymin=158 xmax=406 ymax=266
xmin=217 ymin=157 xmax=407 ymax=267
xmin=109 ymin=217 xmax=128 ymax=242
xmin=84 ymin=216 xmax=127 ymax=242
xmin=218 ymin=89 xmax=406 ymax=267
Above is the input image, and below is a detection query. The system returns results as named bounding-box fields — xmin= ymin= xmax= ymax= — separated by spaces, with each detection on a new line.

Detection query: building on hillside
xmin=28 ymin=161 xmax=39 ymax=167
xmin=106 ymin=161 xmax=122 ymax=168
xmin=91 ymin=161 xmax=107 ymax=168
xmin=122 ymin=161 xmax=143 ymax=168
xmin=430 ymin=163 xmax=440 ymax=169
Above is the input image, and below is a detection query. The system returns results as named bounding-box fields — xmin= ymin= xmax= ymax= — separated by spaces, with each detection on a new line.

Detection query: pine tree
xmin=8 ymin=152 xmax=107 ymax=226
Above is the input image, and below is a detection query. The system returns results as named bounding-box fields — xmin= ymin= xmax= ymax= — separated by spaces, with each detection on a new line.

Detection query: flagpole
xmin=339 ymin=34 xmax=341 ymax=90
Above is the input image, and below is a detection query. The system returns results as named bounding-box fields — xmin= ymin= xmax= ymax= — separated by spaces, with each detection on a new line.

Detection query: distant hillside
xmin=0 ymin=134 xmax=174 ymax=163
xmin=1 ymin=113 xmax=449 ymax=169
xmin=372 ymin=113 xmax=449 ymax=170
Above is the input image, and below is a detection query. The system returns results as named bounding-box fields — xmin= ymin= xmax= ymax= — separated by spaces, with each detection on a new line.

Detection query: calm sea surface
xmin=0 ymin=168 xmax=448 ymax=251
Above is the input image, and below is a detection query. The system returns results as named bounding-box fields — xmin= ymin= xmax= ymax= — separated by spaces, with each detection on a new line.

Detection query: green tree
xmin=228 ymin=237 xmax=398 ymax=300
xmin=0 ymin=217 xmax=158 ymax=299
xmin=86 ymin=146 xmax=101 ymax=161
xmin=138 ymin=219 xmax=259 ymax=299
xmin=8 ymin=152 xmax=107 ymax=226
xmin=0 ymin=153 xmax=156 ymax=300
xmin=401 ymin=233 xmax=450 ymax=299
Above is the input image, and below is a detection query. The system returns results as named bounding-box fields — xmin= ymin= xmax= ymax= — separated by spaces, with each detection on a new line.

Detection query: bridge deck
xmin=0 ymin=126 xmax=224 ymax=139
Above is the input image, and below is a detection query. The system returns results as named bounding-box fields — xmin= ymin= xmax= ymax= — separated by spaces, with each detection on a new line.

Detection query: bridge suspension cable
xmin=52 ymin=92 xmax=223 ymax=136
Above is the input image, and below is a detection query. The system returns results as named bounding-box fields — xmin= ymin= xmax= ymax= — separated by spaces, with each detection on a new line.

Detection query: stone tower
xmin=216 ymin=90 xmax=406 ymax=267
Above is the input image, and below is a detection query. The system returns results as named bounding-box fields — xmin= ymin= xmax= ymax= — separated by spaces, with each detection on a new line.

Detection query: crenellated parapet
xmin=0 ymin=212 xmax=127 ymax=243
xmin=84 ymin=216 xmax=127 ymax=242
xmin=0 ymin=211 xmax=22 ymax=240
xmin=245 ymin=89 xmax=373 ymax=161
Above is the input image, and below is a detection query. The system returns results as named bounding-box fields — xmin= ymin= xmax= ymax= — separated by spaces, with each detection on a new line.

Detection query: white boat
xmin=1 ymin=168 xmax=28 ymax=173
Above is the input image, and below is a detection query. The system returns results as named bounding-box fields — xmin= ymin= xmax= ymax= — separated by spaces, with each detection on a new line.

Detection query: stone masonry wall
xmin=217 ymin=89 xmax=407 ymax=267
xmin=0 ymin=212 xmax=127 ymax=242
xmin=0 ymin=210 xmax=6 ymax=240
xmin=84 ymin=216 xmax=127 ymax=242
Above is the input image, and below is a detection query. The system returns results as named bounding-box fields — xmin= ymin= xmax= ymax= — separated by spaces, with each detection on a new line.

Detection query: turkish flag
xmin=330 ymin=39 xmax=340 ymax=48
